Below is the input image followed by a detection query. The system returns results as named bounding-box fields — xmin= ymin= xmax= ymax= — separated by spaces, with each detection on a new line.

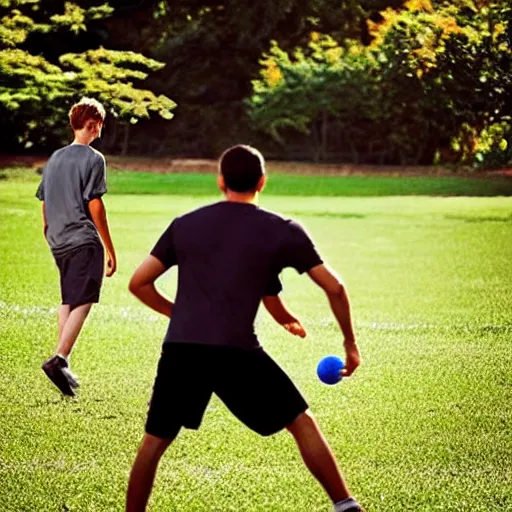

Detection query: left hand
xmin=283 ymin=321 xmax=307 ymax=338
xmin=341 ymin=339 xmax=361 ymax=377
xmin=106 ymin=251 xmax=117 ymax=277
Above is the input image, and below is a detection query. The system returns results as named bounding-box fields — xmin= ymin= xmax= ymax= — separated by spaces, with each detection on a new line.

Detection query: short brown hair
xmin=69 ymin=97 xmax=106 ymax=131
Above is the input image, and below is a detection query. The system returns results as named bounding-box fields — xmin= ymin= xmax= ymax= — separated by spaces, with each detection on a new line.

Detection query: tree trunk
xmin=320 ymin=110 xmax=328 ymax=162
xmin=311 ymin=122 xmax=320 ymax=163
xmin=122 ymin=124 xmax=130 ymax=156
xmin=104 ymin=118 xmax=118 ymax=153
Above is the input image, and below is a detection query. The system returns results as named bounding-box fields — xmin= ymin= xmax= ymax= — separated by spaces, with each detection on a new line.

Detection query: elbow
xmin=128 ymin=276 xmax=139 ymax=296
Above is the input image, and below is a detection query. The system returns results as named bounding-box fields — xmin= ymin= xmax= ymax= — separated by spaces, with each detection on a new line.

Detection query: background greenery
xmin=1 ymin=170 xmax=511 ymax=511
xmin=1 ymin=0 xmax=510 ymax=167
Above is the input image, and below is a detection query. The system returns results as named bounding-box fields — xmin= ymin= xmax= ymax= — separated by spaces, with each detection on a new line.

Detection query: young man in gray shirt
xmin=126 ymin=145 xmax=363 ymax=512
xmin=36 ymin=97 xmax=117 ymax=397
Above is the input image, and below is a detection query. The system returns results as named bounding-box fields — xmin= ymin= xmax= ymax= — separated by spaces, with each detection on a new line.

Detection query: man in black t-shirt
xmin=126 ymin=145 xmax=363 ymax=512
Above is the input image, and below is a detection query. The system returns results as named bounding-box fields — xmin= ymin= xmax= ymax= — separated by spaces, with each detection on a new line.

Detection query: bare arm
xmin=41 ymin=202 xmax=48 ymax=238
xmin=262 ymin=295 xmax=306 ymax=338
xmin=88 ymin=198 xmax=117 ymax=277
xmin=129 ymin=255 xmax=173 ymax=318
xmin=307 ymin=264 xmax=360 ymax=376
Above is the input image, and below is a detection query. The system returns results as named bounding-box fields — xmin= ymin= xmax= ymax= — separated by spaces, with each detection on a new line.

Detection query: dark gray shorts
xmin=146 ymin=343 xmax=308 ymax=439
xmin=54 ymin=243 xmax=104 ymax=310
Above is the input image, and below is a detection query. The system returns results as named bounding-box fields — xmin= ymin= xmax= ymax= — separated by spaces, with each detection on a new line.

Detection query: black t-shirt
xmin=151 ymin=201 xmax=323 ymax=348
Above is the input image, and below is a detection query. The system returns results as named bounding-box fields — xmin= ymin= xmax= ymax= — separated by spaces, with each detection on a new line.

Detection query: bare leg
xmin=56 ymin=303 xmax=93 ymax=358
xmin=286 ymin=410 xmax=350 ymax=503
xmin=57 ymin=305 xmax=71 ymax=349
xmin=127 ymin=433 xmax=175 ymax=512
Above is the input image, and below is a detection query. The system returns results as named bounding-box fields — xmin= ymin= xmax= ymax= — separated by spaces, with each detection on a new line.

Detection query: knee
xmin=286 ymin=409 xmax=316 ymax=435
xmin=140 ymin=433 xmax=173 ymax=461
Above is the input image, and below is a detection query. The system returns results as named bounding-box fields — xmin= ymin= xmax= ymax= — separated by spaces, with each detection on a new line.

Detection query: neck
xmin=73 ymin=130 xmax=95 ymax=146
xmin=225 ymin=190 xmax=259 ymax=205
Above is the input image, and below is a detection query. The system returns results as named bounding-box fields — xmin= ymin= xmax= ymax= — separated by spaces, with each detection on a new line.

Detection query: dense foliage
xmin=102 ymin=0 xmax=405 ymax=156
xmin=248 ymin=0 xmax=512 ymax=166
xmin=0 ymin=0 xmax=175 ymax=152
xmin=1 ymin=0 xmax=510 ymax=166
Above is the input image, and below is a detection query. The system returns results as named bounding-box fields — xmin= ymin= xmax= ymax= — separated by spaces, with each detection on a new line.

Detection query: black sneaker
xmin=42 ymin=355 xmax=75 ymax=397
xmin=335 ymin=502 xmax=365 ymax=512
xmin=62 ymin=366 xmax=80 ymax=389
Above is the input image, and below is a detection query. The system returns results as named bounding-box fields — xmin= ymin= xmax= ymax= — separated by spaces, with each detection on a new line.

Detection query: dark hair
xmin=219 ymin=145 xmax=265 ymax=193
xmin=69 ymin=97 xmax=106 ymax=131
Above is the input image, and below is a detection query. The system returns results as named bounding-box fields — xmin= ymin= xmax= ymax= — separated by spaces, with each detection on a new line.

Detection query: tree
xmin=248 ymin=36 xmax=382 ymax=162
xmin=100 ymin=0 xmax=406 ymax=156
xmin=247 ymin=0 xmax=512 ymax=166
xmin=0 ymin=0 xmax=176 ymax=153
xmin=367 ymin=0 xmax=511 ymax=165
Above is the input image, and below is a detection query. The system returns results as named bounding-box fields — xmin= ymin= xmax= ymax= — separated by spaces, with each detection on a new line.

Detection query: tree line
xmin=1 ymin=0 xmax=510 ymax=167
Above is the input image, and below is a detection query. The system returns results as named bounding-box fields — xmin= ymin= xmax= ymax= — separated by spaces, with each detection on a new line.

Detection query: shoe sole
xmin=62 ymin=367 xmax=80 ymax=389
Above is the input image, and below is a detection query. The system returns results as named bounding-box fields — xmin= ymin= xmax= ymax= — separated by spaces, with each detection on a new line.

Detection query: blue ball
xmin=317 ymin=356 xmax=344 ymax=385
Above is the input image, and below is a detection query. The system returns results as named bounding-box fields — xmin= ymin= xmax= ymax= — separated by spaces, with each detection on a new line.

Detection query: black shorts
xmin=54 ymin=243 xmax=104 ymax=310
xmin=145 ymin=343 xmax=308 ymax=439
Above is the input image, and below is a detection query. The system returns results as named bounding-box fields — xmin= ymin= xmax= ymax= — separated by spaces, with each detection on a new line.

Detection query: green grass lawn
xmin=2 ymin=166 xmax=512 ymax=196
xmin=1 ymin=169 xmax=511 ymax=511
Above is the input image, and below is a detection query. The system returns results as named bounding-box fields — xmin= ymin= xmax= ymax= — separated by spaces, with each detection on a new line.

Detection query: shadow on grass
xmin=444 ymin=214 xmax=512 ymax=223
xmin=286 ymin=211 xmax=367 ymax=219
xmin=2 ymin=168 xmax=512 ymax=197
xmin=105 ymin=172 xmax=512 ymax=197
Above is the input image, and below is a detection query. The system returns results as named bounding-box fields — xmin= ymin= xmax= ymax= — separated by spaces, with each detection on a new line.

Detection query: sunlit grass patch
xmin=1 ymin=173 xmax=511 ymax=511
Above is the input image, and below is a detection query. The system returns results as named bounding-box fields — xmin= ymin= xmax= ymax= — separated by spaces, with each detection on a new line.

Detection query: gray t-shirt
xmin=36 ymin=144 xmax=107 ymax=256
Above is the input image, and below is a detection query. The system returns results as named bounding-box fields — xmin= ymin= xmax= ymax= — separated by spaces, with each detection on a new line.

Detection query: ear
xmin=217 ymin=174 xmax=227 ymax=193
xmin=91 ymin=120 xmax=103 ymax=130
xmin=256 ymin=174 xmax=266 ymax=193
